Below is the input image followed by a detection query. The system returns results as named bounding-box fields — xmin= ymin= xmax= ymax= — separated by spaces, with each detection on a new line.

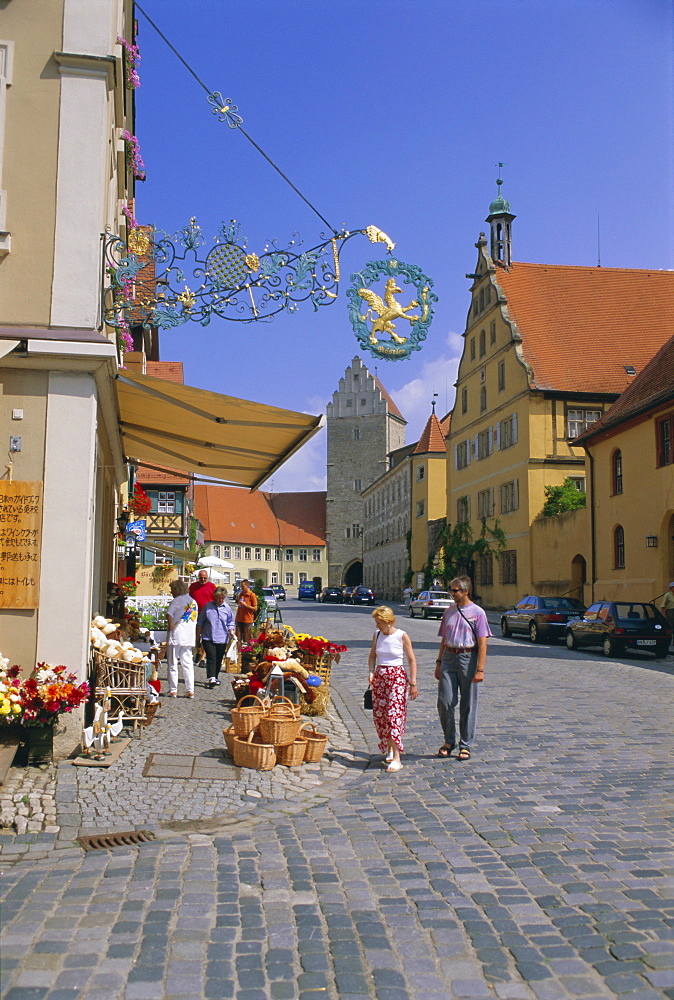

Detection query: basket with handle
xmin=300 ymin=723 xmax=328 ymax=763
xmin=259 ymin=700 xmax=302 ymax=747
xmin=232 ymin=730 xmax=276 ymax=770
xmin=222 ymin=725 xmax=236 ymax=756
xmin=231 ymin=694 xmax=266 ymax=737
xmin=269 ymin=694 xmax=301 ymax=720
xmin=275 ymin=735 xmax=308 ymax=767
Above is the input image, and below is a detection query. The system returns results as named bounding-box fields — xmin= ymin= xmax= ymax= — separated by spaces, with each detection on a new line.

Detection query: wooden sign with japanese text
xmin=0 ymin=482 xmax=42 ymax=609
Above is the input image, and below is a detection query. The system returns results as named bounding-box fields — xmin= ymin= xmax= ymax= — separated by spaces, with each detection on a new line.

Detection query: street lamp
xmin=646 ymin=534 xmax=658 ymax=548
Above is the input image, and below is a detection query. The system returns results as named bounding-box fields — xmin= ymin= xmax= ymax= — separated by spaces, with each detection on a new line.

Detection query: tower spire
xmin=486 ymin=165 xmax=516 ymax=267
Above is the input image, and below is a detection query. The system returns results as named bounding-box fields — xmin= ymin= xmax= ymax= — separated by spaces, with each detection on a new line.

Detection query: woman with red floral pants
xmin=368 ymin=606 xmax=418 ymax=772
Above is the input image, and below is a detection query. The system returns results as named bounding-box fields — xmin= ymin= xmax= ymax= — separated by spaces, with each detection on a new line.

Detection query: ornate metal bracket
xmin=102 ymin=220 xmax=400 ymax=332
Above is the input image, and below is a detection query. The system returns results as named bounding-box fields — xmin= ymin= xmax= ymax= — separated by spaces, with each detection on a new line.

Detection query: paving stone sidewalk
xmin=1 ymin=617 xmax=673 ymax=1000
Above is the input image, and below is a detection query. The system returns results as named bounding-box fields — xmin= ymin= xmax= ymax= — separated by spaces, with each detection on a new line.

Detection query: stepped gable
xmin=373 ymin=376 xmax=404 ymax=420
xmin=413 ymin=412 xmax=446 ymax=454
xmin=576 ymin=333 xmax=674 ymax=444
xmin=194 ymin=485 xmax=326 ymax=545
xmin=496 ymin=262 xmax=674 ymax=395
xmin=136 ymin=361 xmax=188 ymax=483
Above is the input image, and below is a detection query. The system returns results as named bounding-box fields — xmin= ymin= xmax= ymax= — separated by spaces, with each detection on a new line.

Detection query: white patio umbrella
xmin=197 ymin=556 xmax=235 ymax=569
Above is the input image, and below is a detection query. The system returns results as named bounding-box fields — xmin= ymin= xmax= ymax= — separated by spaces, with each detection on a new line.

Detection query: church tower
xmin=486 ymin=176 xmax=515 ymax=267
xmin=326 ymin=356 xmax=407 ymax=586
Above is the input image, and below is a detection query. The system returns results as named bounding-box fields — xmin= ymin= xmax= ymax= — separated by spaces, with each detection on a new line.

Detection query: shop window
xmin=612 ymin=449 xmax=623 ymax=495
xmin=499 ymin=550 xmax=517 ymax=584
xmin=614 ymin=525 xmax=625 ymax=569
xmin=567 ymin=407 xmax=601 ymax=440
xmin=656 ymin=413 xmax=673 ymax=466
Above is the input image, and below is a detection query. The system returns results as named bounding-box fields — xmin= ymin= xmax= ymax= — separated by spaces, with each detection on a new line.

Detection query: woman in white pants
xmin=166 ymin=579 xmax=198 ymax=698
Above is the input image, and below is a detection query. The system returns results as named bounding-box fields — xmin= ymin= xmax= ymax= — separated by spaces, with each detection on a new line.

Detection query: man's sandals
xmin=457 ymin=747 xmax=471 ymax=761
xmin=437 ymin=745 xmax=453 ymax=758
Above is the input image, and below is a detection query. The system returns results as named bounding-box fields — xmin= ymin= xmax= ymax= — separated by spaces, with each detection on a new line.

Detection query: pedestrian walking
xmin=189 ymin=568 xmax=217 ymax=665
xmin=197 ymin=586 xmax=236 ymax=688
xmin=368 ymin=605 xmax=418 ymax=773
xmin=435 ymin=575 xmax=491 ymax=761
xmin=402 ymin=585 xmax=413 ymax=607
xmin=235 ymin=579 xmax=258 ymax=644
xmin=166 ymin=579 xmax=198 ymax=698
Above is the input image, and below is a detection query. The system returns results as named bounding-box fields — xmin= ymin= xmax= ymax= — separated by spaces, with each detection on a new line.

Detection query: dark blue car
xmin=501 ymin=595 xmax=585 ymax=643
xmin=565 ymin=600 xmax=671 ymax=658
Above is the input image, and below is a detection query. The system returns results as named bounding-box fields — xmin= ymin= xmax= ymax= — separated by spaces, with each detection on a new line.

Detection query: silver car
xmin=261 ymin=587 xmax=278 ymax=610
xmin=409 ymin=590 xmax=454 ymax=619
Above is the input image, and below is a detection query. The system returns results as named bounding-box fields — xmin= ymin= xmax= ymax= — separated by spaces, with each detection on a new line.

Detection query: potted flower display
xmin=0 ymin=657 xmax=90 ymax=765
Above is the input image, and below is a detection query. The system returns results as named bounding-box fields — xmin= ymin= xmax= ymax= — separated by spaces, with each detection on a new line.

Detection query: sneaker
xmin=208 ymin=678 xmax=216 ymax=687
xmin=214 ymin=679 xmax=221 ymax=686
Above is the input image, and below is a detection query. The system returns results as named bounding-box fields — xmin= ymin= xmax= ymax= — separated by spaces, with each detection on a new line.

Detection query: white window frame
xmin=298 ymin=548 xmax=307 ymax=562
xmin=312 ymin=548 xmax=321 ymax=562
xmin=157 ymin=491 xmax=176 ymax=513
xmin=285 ymin=572 xmax=294 ymax=586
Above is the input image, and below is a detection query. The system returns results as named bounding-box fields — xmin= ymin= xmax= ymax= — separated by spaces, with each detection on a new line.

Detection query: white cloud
xmin=389 ymin=333 xmax=463 ymax=442
xmin=263 ymin=425 xmax=327 ymax=493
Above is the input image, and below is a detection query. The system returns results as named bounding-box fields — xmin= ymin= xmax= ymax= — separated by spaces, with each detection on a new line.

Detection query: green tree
xmin=540 ymin=478 xmax=587 ymax=517
xmin=441 ymin=518 xmax=507 ymax=586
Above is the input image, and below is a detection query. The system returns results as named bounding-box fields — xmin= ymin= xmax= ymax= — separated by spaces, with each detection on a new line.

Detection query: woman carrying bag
xmin=367 ymin=605 xmax=418 ymax=772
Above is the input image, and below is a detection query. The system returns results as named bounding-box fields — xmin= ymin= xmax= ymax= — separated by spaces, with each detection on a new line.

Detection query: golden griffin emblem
xmin=357 ymin=277 xmax=420 ymax=346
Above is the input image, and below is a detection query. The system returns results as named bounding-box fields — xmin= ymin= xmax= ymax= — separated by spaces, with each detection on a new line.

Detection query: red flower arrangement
xmin=128 ymin=484 xmax=152 ymax=517
xmin=293 ymin=635 xmax=347 ymax=658
xmin=119 ymin=577 xmax=140 ymax=597
xmin=0 ymin=663 xmax=89 ymax=728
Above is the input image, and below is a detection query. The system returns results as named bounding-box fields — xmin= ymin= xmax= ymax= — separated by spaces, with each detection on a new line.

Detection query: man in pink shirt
xmin=434 ymin=575 xmax=491 ymax=761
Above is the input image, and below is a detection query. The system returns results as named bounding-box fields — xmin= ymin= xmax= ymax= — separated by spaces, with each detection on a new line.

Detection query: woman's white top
xmin=375 ymin=628 xmax=405 ymax=666
xmin=166 ymin=594 xmax=198 ymax=645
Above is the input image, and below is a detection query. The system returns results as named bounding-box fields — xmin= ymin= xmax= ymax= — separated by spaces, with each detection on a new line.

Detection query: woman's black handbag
xmin=363 ymin=687 xmax=373 ymax=710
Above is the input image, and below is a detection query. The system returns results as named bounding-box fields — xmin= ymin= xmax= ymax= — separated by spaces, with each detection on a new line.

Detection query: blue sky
xmin=134 ymin=0 xmax=673 ymax=491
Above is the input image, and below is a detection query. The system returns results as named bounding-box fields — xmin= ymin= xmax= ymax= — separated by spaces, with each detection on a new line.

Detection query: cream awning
xmin=115 ymin=373 xmax=324 ymax=490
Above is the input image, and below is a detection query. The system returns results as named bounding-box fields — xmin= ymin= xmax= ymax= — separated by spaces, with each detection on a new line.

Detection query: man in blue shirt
xmin=196 ymin=586 xmax=236 ymax=688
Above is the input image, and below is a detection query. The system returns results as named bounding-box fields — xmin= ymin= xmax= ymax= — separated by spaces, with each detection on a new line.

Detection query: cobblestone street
xmin=1 ymin=602 xmax=673 ymax=1000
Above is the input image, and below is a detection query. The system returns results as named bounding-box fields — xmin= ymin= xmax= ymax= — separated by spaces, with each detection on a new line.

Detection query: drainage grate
xmin=77 ymin=829 xmax=156 ymax=851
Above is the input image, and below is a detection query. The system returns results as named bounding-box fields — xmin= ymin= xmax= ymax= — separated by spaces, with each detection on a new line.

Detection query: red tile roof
xmin=374 ymin=377 xmax=405 ymax=420
xmin=576 ymin=333 xmax=674 ymax=443
xmin=194 ymin=485 xmax=326 ymax=545
xmin=413 ymin=413 xmax=446 ymax=454
xmin=136 ymin=361 xmax=189 ymax=483
xmin=496 ymin=263 xmax=674 ymax=394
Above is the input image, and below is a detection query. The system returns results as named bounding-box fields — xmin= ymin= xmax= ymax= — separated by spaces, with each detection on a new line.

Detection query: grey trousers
xmin=437 ymin=649 xmax=479 ymax=748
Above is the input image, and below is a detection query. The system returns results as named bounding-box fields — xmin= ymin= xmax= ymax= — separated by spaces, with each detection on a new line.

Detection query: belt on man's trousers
xmin=445 ymin=647 xmax=475 ymax=654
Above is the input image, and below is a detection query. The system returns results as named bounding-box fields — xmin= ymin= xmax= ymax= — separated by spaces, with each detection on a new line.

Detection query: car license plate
xmin=636 ymin=639 xmax=656 ymax=646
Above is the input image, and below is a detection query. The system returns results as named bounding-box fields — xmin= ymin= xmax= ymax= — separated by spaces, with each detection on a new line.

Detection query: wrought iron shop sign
xmin=347 ymin=258 xmax=436 ymax=361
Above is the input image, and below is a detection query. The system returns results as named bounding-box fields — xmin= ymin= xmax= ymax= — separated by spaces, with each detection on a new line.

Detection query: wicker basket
xmin=276 ymin=736 xmax=308 ymax=767
xmin=300 ymin=723 xmax=328 ymax=762
xmin=232 ymin=730 xmax=276 ymax=770
xmin=259 ymin=701 xmax=302 ymax=747
xmin=223 ymin=725 xmax=236 ymax=756
xmin=269 ymin=694 xmax=301 ymax=720
xmin=231 ymin=694 xmax=266 ymax=737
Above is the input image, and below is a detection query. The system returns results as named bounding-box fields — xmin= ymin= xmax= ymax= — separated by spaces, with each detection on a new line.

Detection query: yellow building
xmin=409 ymin=411 xmax=449 ymax=590
xmin=574 ymin=335 xmax=674 ymax=603
xmin=448 ymin=188 xmax=674 ymax=608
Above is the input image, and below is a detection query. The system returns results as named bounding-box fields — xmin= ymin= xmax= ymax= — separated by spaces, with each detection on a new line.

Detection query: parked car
xmin=298 ymin=580 xmax=317 ymax=601
xmin=319 ymin=586 xmax=343 ymax=603
xmin=409 ymin=590 xmax=454 ymax=619
xmin=500 ymin=595 xmax=586 ymax=643
xmin=565 ymin=600 xmax=671 ymax=658
xmin=260 ymin=587 xmax=277 ymax=611
xmin=351 ymin=586 xmax=375 ymax=605
xmin=342 ymin=586 xmax=357 ymax=604
xmin=270 ymin=584 xmax=286 ymax=601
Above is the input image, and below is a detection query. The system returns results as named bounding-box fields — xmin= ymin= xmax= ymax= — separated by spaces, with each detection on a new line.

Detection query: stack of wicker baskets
xmin=224 ymin=695 xmax=328 ymax=769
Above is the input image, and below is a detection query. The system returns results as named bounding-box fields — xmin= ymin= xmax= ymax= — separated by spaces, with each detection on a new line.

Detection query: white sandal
xmin=386 ymin=760 xmax=402 ymax=772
